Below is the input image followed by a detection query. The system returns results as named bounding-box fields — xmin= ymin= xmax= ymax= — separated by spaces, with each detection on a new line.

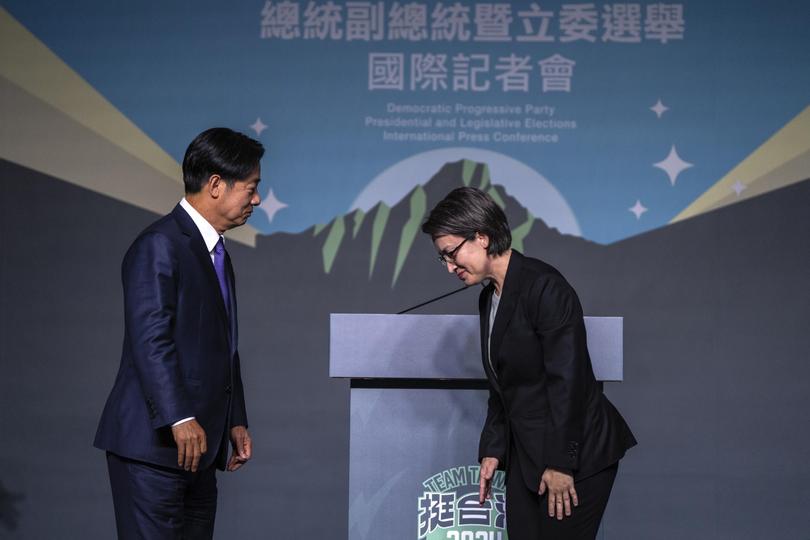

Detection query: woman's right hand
xmin=478 ymin=457 xmax=500 ymax=504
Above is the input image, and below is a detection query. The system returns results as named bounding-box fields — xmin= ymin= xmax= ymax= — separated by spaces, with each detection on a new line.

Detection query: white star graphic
xmin=650 ymin=99 xmax=669 ymax=119
xmin=250 ymin=117 xmax=268 ymax=136
xmin=653 ymin=145 xmax=693 ymax=186
xmin=256 ymin=188 xmax=287 ymax=223
xmin=731 ymin=180 xmax=747 ymax=197
xmin=629 ymin=200 xmax=648 ymax=220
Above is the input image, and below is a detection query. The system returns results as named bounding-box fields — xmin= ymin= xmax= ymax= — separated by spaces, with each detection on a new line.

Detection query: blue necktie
xmin=213 ymin=237 xmax=231 ymax=317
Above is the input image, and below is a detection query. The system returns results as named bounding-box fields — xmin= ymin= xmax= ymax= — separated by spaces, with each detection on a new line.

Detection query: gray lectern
xmin=330 ymin=314 xmax=623 ymax=540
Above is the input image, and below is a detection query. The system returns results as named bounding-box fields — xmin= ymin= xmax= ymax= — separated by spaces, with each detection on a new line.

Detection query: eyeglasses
xmin=437 ymin=238 xmax=469 ymax=265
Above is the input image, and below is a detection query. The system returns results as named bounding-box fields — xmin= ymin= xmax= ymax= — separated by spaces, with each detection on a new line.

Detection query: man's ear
xmin=206 ymin=174 xmax=223 ymax=198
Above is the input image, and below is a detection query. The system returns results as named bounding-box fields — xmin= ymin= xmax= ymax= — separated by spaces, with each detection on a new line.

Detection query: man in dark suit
xmin=94 ymin=127 xmax=263 ymax=539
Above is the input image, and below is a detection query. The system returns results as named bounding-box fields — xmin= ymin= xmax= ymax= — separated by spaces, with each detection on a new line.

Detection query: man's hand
xmin=478 ymin=457 xmax=500 ymax=504
xmin=227 ymin=426 xmax=252 ymax=472
xmin=539 ymin=468 xmax=578 ymax=520
xmin=171 ymin=419 xmax=207 ymax=472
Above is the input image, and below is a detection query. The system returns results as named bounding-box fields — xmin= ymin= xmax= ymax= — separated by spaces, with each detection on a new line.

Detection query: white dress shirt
xmin=180 ymin=198 xmax=222 ymax=264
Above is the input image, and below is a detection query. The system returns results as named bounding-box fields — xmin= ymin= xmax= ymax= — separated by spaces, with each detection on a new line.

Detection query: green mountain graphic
xmin=306 ymin=159 xmax=584 ymax=287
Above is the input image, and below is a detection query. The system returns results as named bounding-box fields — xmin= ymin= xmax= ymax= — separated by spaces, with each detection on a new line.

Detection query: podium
xmin=330 ymin=314 xmax=623 ymax=540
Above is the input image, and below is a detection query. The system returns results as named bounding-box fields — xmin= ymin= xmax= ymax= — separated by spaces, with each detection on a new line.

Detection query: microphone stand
xmin=396 ymin=285 xmax=474 ymax=315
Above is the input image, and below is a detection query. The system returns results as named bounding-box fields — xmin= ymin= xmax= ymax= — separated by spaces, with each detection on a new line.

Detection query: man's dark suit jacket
xmin=478 ymin=250 xmax=636 ymax=492
xmin=94 ymin=204 xmax=248 ymax=471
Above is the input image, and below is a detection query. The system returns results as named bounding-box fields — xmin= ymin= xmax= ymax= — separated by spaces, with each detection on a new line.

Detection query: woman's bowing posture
xmin=421 ymin=187 xmax=636 ymax=540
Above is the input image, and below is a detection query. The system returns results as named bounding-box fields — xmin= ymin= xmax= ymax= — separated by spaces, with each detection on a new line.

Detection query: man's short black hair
xmin=182 ymin=127 xmax=265 ymax=194
xmin=421 ymin=187 xmax=511 ymax=256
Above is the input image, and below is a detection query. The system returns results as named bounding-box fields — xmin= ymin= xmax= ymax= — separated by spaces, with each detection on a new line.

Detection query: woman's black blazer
xmin=478 ymin=250 xmax=636 ymax=491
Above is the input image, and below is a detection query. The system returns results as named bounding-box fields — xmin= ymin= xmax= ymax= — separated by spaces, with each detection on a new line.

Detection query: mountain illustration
xmin=268 ymin=158 xmax=602 ymax=293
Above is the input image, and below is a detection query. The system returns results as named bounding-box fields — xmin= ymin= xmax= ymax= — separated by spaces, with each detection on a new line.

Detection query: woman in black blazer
xmin=422 ymin=187 xmax=636 ymax=540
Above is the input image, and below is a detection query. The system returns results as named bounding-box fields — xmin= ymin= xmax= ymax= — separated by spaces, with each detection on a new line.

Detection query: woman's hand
xmin=539 ymin=467 xmax=578 ymax=520
xmin=478 ymin=457 xmax=500 ymax=504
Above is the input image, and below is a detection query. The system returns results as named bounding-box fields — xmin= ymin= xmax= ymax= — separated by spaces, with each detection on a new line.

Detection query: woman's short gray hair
xmin=421 ymin=187 xmax=511 ymax=256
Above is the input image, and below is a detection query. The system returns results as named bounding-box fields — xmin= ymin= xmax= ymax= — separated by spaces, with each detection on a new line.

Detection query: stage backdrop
xmin=1 ymin=1 xmax=809 ymax=538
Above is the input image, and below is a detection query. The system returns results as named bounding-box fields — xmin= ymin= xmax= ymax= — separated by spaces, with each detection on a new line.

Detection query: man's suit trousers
xmin=106 ymin=452 xmax=217 ymax=540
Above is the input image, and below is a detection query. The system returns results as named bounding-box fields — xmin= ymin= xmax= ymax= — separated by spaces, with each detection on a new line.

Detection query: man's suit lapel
xmin=171 ymin=205 xmax=230 ymax=329
xmin=489 ymin=250 xmax=524 ymax=371
xmin=224 ymin=251 xmax=238 ymax=356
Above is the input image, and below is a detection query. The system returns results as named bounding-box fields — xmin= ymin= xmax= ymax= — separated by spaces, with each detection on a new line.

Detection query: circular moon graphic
xmin=350 ymin=147 xmax=581 ymax=236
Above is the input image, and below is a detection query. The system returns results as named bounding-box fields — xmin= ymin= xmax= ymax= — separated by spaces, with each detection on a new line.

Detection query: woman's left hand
xmin=539 ymin=468 xmax=578 ymax=520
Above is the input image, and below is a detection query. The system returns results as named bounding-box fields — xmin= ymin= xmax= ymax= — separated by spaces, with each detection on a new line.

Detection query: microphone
xmin=397 ymin=285 xmax=474 ymax=315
